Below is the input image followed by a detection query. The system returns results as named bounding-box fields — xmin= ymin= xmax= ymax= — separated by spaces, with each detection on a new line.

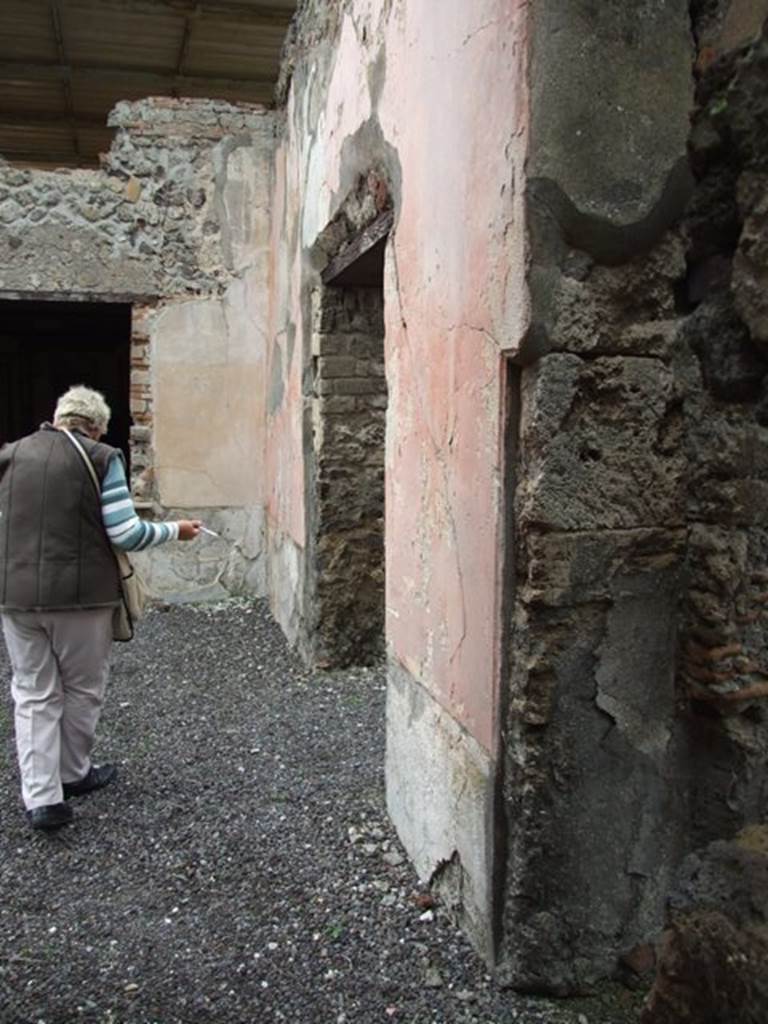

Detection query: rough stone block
xmin=546 ymin=237 xmax=684 ymax=357
xmin=358 ymin=394 xmax=388 ymax=411
xmin=641 ymin=910 xmax=768 ymax=1024
xmin=318 ymin=395 xmax=357 ymax=415
xmin=348 ymin=334 xmax=384 ymax=357
xmin=689 ymin=478 xmax=768 ymax=528
xmin=124 ymin=177 xmax=142 ymax=202
xmin=318 ymin=355 xmax=358 ymax=378
xmin=517 ymin=353 xmax=685 ymax=531
xmin=685 ymin=405 xmax=768 ymax=490
xmin=521 ymin=527 xmax=686 ymax=610
xmin=641 ymin=827 xmax=768 ymax=1023
xmin=320 ymin=415 xmax=384 ymax=449
xmin=679 ymin=525 xmax=768 ymax=706
xmin=321 ymin=377 xmax=384 ymax=397
xmin=312 ymin=333 xmax=350 ymax=356
xmin=681 ymin=293 xmax=765 ymax=403
xmin=528 ymin=4 xmax=692 ymax=242
xmin=355 ymin=358 xmax=386 ymax=377
xmin=734 ymin=171 xmax=768 ymax=346
xmin=313 ymin=306 xmax=341 ymax=333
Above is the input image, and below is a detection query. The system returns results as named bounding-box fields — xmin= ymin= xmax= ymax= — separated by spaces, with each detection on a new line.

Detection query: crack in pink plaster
xmin=391 ymin=245 xmax=469 ymax=673
xmin=461 ymin=20 xmax=499 ymax=48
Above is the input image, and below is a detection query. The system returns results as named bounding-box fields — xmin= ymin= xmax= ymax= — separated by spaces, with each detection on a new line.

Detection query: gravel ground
xmin=0 ymin=600 xmax=644 ymax=1024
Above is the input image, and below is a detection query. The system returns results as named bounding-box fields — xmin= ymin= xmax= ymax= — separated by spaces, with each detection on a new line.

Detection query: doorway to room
xmin=0 ymin=299 xmax=132 ymax=458
xmin=306 ymin=210 xmax=391 ymax=667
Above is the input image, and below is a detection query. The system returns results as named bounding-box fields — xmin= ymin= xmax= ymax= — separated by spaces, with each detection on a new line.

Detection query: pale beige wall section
xmin=152 ymin=127 xmax=272 ymax=511
xmin=152 ymin=271 xmax=267 ymax=509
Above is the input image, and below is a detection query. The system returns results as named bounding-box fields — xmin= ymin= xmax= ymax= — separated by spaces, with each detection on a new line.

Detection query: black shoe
xmin=63 ymin=764 xmax=118 ymax=799
xmin=27 ymin=802 xmax=74 ymax=831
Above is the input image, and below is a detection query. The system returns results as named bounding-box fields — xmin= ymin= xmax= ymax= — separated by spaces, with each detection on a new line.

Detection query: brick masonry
xmin=128 ymin=302 xmax=156 ymax=501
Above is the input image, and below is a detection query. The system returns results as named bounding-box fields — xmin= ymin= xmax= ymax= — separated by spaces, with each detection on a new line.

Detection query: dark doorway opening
xmin=0 ymin=300 xmax=132 ymax=459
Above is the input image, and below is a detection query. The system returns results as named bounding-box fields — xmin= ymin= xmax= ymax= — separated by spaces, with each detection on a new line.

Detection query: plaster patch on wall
xmin=267 ymin=525 xmax=305 ymax=649
xmin=151 ymin=271 xmax=267 ymax=510
xmin=594 ymin=575 xmax=677 ymax=759
xmin=213 ymin=135 xmax=272 ymax=274
xmin=386 ymin=657 xmax=494 ymax=962
xmin=132 ymin=505 xmax=266 ymax=601
xmin=528 ymin=2 xmax=693 ymax=234
xmin=269 ymin=336 xmax=286 ymax=414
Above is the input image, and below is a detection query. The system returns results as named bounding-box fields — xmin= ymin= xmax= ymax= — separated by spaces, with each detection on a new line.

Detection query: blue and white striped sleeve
xmin=100 ymin=455 xmax=180 ymax=551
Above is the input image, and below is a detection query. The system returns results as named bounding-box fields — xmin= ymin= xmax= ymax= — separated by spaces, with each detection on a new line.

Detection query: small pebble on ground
xmin=0 ymin=601 xmax=644 ymax=1023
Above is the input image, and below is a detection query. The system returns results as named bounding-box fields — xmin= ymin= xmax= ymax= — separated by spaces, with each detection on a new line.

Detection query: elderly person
xmin=0 ymin=385 xmax=201 ymax=831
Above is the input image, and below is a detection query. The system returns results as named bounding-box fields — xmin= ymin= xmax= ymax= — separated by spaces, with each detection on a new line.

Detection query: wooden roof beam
xmin=175 ymin=16 xmax=193 ymax=77
xmin=0 ymin=62 xmax=276 ymax=95
xmin=0 ymin=149 xmax=84 ymax=166
xmin=61 ymin=0 xmax=294 ymax=28
xmin=48 ymin=0 xmax=81 ymax=161
xmin=0 ymin=110 xmax=107 ymax=126
xmin=322 ymin=210 xmax=394 ymax=286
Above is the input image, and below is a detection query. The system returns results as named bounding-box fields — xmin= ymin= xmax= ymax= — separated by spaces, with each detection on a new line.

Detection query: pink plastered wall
xmin=268 ymin=0 xmax=530 ymax=751
xmin=266 ymin=136 xmax=306 ymax=550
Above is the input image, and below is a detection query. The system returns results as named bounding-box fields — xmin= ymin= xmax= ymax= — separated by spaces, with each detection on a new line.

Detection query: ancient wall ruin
xmin=499 ymin=0 xmax=768 ymax=993
xmin=0 ymin=98 xmax=275 ymax=599
xmin=1 ymin=0 xmax=767 ymax=1000
xmin=267 ymin=0 xmax=529 ymax=967
xmin=271 ymin=0 xmax=768 ymax=995
xmin=679 ymin=1 xmax=768 ymax=841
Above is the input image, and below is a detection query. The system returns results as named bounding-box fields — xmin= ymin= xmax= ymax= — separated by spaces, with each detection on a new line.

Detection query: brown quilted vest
xmin=0 ymin=424 xmax=122 ymax=611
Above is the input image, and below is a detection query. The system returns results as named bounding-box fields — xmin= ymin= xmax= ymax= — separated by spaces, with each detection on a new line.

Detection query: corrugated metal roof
xmin=1 ymin=80 xmax=65 ymax=114
xmin=63 ymin=9 xmax=186 ymax=70
xmin=70 ymin=80 xmax=169 ymax=118
xmin=0 ymin=1 xmax=59 ymax=63
xmin=0 ymin=0 xmax=297 ymax=168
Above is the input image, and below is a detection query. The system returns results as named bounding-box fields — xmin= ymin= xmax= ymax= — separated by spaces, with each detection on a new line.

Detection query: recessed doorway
xmin=0 ymin=300 xmax=131 ymax=458
xmin=306 ymin=212 xmax=390 ymax=667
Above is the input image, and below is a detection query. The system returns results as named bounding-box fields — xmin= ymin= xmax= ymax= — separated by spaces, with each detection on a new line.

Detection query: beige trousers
xmin=2 ymin=608 xmax=113 ymax=809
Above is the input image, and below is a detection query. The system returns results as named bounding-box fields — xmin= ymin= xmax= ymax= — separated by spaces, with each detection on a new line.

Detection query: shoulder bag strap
xmin=60 ymin=425 xmax=133 ymax=580
xmin=60 ymin=428 xmax=138 ymax=640
xmin=60 ymin=427 xmax=102 ymax=498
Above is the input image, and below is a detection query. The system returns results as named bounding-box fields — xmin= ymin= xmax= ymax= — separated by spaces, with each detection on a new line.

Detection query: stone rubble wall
xmin=640 ymin=823 xmax=768 ymax=1023
xmin=502 ymin=240 xmax=691 ymax=994
xmin=0 ymin=98 xmax=275 ymax=297
xmin=677 ymin=7 xmax=768 ymax=851
xmin=500 ymin=2 xmax=768 ymax=994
